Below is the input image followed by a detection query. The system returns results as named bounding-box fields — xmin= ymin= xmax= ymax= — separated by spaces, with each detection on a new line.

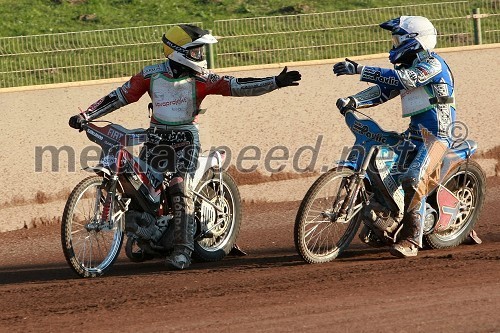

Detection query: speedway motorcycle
xmin=294 ymin=108 xmax=485 ymax=263
xmin=61 ymin=120 xmax=241 ymax=277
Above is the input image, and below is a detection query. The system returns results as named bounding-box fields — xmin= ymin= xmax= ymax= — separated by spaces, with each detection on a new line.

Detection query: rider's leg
xmin=166 ymin=142 xmax=199 ymax=270
xmin=165 ymin=173 xmax=195 ymax=270
xmin=391 ymin=127 xmax=451 ymax=258
xmin=390 ymin=141 xmax=429 ymax=258
xmin=390 ymin=174 xmax=425 ymax=258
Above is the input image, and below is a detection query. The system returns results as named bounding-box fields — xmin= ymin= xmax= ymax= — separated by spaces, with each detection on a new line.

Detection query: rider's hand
xmin=275 ymin=66 xmax=301 ymax=87
xmin=336 ymin=97 xmax=357 ymax=115
xmin=69 ymin=114 xmax=84 ymax=131
xmin=333 ymin=58 xmax=360 ymax=76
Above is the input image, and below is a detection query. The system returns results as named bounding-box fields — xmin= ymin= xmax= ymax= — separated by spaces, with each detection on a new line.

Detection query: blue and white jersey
xmin=352 ymin=50 xmax=455 ymax=139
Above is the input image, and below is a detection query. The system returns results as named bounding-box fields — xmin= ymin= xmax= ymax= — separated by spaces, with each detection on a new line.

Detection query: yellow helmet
xmin=162 ymin=24 xmax=217 ymax=73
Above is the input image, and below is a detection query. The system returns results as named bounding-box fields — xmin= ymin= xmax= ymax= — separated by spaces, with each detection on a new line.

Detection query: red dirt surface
xmin=0 ymin=178 xmax=499 ymax=333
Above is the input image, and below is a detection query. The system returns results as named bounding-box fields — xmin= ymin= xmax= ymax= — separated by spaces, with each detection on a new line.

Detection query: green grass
xmin=0 ymin=0 xmax=485 ymax=37
xmin=0 ymin=0 xmax=497 ymax=88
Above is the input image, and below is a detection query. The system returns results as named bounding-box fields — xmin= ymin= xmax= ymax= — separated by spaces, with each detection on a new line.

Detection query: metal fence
xmin=0 ymin=1 xmax=499 ymax=88
xmin=477 ymin=0 xmax=500 ymax=43
xmin=213 ymin=0 xmax=499 ymax=67
xmin=0 ymin=22 xmax=202 ymax=88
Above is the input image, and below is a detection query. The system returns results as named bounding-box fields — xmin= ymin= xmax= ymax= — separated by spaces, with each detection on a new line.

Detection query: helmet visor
xmin=186 ymin=46 xmax=205 ymax=61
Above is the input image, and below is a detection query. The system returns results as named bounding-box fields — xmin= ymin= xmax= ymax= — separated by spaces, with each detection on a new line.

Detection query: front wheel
xmin=61 ymin=176 xmax=125 ymax=278
xmin=425 ymin=160 xmax=486 ymax=249
xmin=294 ymin=168 xmax=363 ymax=264
xmin=193 ymin=170 xmax=242 ymax=262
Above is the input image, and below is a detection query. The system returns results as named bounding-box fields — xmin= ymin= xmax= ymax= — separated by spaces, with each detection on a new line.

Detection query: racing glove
xmin=336 ymin=97 xmax=357 ymax=115
xmin=275 ymin=66 xmax=302 ymax=87
xmin=69 ymin=114 xmax=84 ymax=130
xmin=333 ymin=58 xmax=361 ymax=76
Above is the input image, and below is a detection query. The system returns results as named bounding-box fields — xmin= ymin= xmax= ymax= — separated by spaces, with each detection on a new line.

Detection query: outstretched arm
xmin=202 ymin=67 xmax=301 ymax=97
xmin=360 ymin=58 xmax=443 ymax=90
xmin=333 ymin=56 xmax=443 ymax=91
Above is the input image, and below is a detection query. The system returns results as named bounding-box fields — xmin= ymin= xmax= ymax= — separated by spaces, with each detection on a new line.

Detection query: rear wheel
xmin=193 ymin=170 xmax=242 ymax=262
xmin=425 ymin=160 xmax=486 ymax=249
xmin=61 ymin=176 xmax=125 ymax=278
xmin=294 ymin=168 xmax=363 ymax=264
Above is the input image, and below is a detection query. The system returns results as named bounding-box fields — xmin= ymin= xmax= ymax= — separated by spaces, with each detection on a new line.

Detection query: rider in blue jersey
xmin=333 ymin=16 xmax=456 ymax=257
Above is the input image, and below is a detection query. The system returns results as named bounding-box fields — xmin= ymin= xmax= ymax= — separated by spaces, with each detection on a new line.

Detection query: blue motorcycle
xmin=294 ymin=108 xmax=485 ymax=263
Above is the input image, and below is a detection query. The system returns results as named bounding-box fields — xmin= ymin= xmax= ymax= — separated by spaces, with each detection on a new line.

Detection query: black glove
xmin=333 ymin=58 xmax=359 ymax=76
xmin=336 ymin=97 xmax=357 ymax=115
xmin=69 ymin=114 xmax=84 ymax=130
xmin=275 ymin=66 xmax=301 ymax=87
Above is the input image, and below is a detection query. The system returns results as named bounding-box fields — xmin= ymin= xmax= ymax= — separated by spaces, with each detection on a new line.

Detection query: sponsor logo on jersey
xmin=208 ymin=73 xmax=220 ymax=83
xmin=87 ymin=98 xmax=104 ymax=111
xmin=143 ymin=64 xmax=163 ymax=77
xmin=154 ymin=96 xmax=189 ymax=107
xmin=361 ymin=68 xmax=400 ymax=86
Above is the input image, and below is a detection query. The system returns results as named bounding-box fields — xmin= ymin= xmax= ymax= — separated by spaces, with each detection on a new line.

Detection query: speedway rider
xmin=69 ymin=24 xmax=301 ymax=270
xmin=333 ymin=16 xmax=456 ymax=257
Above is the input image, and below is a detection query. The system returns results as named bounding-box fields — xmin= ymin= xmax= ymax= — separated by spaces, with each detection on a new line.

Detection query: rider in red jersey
xmin=69 ymin=24 xmax=301 ymax=270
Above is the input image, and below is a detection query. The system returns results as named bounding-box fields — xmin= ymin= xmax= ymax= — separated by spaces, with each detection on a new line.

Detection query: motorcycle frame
xmin=332 ymin=109 xmax=476 ymax=231
xmin=81 ymin=121 xmax=230 ymax=235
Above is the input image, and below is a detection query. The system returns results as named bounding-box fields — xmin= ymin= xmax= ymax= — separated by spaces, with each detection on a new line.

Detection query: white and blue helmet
xmin=380 ymin=16 xmax=437 ymax=64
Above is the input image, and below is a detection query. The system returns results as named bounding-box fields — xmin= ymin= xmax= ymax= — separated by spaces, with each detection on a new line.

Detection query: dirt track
xmin=1 ymin=46 xmax=500 ymax=233
xmin=0 ymin=177 xmax=499 ymax=333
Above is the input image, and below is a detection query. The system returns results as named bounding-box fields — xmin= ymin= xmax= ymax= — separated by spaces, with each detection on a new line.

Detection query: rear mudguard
xmin=192 ymin=150 xmax=227 ymax=188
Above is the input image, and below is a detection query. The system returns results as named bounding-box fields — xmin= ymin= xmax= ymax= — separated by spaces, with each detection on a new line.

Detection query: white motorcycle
xmin=61 ymin=120 xmax=241 ymax=278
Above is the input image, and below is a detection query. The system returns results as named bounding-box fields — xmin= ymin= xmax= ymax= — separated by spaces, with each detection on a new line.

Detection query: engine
xmin=363 ymin=200 xmax=401 ymax=235
xmin=125 ymin=210 xmax=171 ymax=243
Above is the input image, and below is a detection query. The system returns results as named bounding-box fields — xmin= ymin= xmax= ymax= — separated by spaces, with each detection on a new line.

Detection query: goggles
xmin=391 ymin=33 xmax=418 ymax=47
xmin=186 ymin=46 xmax=205 ymax=62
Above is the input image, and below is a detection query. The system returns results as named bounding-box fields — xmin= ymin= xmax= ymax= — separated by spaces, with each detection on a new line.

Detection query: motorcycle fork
xmin=337 ymin=146 xmax=377 ymax=219
xmin=98 ymin=174 xmax=124 ymax=230
xmin=101 ymin=175 xmax=116 ymax=217
xmin=102 ymin=149 xmax=133 ymax=228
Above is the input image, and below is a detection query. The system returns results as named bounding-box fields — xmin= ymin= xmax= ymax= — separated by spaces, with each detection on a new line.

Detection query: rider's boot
xmin=166 ymin=247 xmax=192 ymax=270
xmin=389 ymin=209 xmax=420 ymax=258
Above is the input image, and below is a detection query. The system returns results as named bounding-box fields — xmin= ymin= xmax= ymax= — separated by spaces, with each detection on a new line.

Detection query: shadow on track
xmin=0 ymin=244 xmax=405 ymax=284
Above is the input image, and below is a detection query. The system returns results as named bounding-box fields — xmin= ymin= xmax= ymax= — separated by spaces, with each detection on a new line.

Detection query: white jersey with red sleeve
xmin=83 ymin=60 xmax=278 ymax=124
